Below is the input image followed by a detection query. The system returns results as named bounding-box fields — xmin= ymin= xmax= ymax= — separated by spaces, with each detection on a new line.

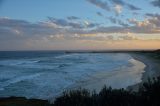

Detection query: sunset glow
xmin=0 ymin=0 xmax=160 ymax=50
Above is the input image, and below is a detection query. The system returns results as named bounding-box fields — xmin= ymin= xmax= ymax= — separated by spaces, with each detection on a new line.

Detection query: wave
xmin=71 ymin=58 xmax=146 ymax=91
xmin=0 ymin=53 xmax=146 ymax=99
xmin=0 ymin=60 xmax=40 ymax=66
xmin=0 ymin=73 xmax=42 ymax=91
xmin=54 ymin=54 xmax=78 ymax=59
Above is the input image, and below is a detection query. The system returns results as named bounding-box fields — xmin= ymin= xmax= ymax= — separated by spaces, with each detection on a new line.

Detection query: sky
xmin=0 ymin=0 xmax=160 ymax=50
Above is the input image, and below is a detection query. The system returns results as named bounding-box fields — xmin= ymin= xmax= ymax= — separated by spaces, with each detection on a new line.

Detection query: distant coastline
xmin=0 ymin=49 xmax=157 ymax=52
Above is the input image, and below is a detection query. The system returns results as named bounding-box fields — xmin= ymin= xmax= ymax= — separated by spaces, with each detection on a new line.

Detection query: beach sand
xmin=127 ymin=53 xmax=160 ymax=91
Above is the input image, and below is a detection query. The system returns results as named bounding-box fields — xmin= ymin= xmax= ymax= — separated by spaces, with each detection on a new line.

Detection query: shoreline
xmin=67 ymin=53 xmax=146 ymax=92
xmin=127 ymin=53 xmax=160 ymax=91
xmin=66 ymin=52 xmax=160 ymax=92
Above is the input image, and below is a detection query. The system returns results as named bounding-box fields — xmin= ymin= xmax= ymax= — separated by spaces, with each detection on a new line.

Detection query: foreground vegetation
xmin=0 ymin=76 xmax=160 ymax=106
xmin=54 ymin=76 xmax=160 ymax=106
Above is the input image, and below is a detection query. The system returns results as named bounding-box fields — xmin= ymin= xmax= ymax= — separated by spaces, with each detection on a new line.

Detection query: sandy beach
xmin=127 ymin=53 xmax=160 ymax=91
xmin=132 ymin=53 xmax=160 ymax=81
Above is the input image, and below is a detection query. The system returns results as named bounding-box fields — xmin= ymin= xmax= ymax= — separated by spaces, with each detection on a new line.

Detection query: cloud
xmin=110 ymin=0 xmax=141 ymax=10
xmin=146 ymin=13 xmax=160 ymax=19
xmin=128 ymin=18 xmax=152 ymax=28
xmin=117 ymin=20 xmax=129 ymax=27
xmin=0 ymin=17 xmax=100 ymax=43
xmin=84 ymin=20 xmax=100 ymax=28
xmin=114 ymin=4 xmax=123 ymax=15
xmin=145 ymin=13 xmax=160 ymax=27
xmin=0 ymin=17 xmax=160 ymax=50
xmin=107 ymin=16 xmax=117 ymax=23
xmin=47 ymin=17 xmax=99 ymax=29
xmin=0 ymin=17 xmax=65 ymax=38
xmin=90 ymin=26 xmax=128 ymax=34
xmin=118 ymin=33 xmax=138 ymax=40
xmin=86 ymin=0 xmax=110 ymax=11
xmin=96 ymin=12 xmax=103 ymax=16
xmin=63 ymin=33 xmax=138 ymax=41
xmin=90 ymin=21 xmax=160 ymax=34
xmin=67 ymin=16 xmax=80 ymax=20
xmin=151 ymin=0 xmax=160 ymax=8
xmin=110 ymin=0 xmax=125 ymax=5
xmin=107 ymin=17 xmax=129 ymax=27
xmin=127 ymin=4 xmax=141 ymax=10
xmin=0 ymin=16 xmax=159 ymax=47
xmin=129 ymin=14 xmax=160 ymax=28
xmin=87 ymin=0 xmax=140 ymax=16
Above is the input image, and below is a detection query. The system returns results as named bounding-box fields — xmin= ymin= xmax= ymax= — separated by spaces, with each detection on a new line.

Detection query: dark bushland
xmin=54 ymin=76 xmax=160 ymax=106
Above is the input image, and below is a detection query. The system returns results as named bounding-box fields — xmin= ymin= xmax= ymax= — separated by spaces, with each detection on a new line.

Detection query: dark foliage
xmin=54 ymin=76 xmax=160 ymax=106
xmin=138 ymin=50 xmax=160 ymax=60
xmin=0 ymin=97 xmax=52 ymax=106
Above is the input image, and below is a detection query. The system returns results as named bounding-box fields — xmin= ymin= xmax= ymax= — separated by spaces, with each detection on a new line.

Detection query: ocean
xmin=0 ymin=51 xmax=146 ymax=100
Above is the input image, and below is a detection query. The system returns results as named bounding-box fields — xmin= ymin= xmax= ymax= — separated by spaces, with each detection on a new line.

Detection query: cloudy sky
xmin=0 ymin=0 xmax=160 ymax=50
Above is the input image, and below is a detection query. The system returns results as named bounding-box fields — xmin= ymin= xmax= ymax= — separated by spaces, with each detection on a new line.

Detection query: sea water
xmin=0 ymin=51 xmax=145 ymax=99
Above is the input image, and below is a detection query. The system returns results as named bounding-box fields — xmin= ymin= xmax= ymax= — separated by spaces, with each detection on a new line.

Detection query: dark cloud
xmin=145 ymin=13 xmax=160 ymax=27
xmin=86 ymin=0 xmax=110 ymax=11
xmin=0 ymin=17 xmax=100 ymax=41
xmin=87 ymin=0 xmax=140 ymax=17
xmin=87 ymin=22 xmax=100 ymax=28
xmin=110 ymin=0 xmax=141 ymax=10
xmin=146 ymin=13 xmax=160 ymax=19
xmin=0 ymin=17 xmax=65 ymax=39
xmin=96 ymin=12 xmax=103 ymax=16
xmin=127 ymin=4 xmax=141 ymax=10
xmin=48 ymin=17 xmax=69 ymax=26
xmin=48 ymin=17 xmax=99 ymax=29
xmin=151 ymin=0 xmax=160 ymax=7
xmin=107 ymin=17 xmax=117 ymax=23
xmin=107 ymin=17 xmax=129 ymax=27
xmin=67 ymin=16 xmax=80 ymax=20
xmin=117 ymin=20 xmax=129 ymax=27
xmin=48 ymin=17 xmax=84 ymax=29
xmin=110 ymin=0 xmax=125 ymax=5
xmin=90 ymin=24 xmax=160 ymax=34
xmin=92 ymin=14 xmax=160 ymax=34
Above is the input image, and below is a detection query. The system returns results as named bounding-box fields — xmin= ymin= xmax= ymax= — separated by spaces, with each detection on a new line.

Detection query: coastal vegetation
xmin=138 ymin=49 xmax=160 ymax=59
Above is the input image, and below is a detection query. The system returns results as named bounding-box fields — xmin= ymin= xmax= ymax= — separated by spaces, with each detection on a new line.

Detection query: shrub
xmin=53 ymin=76 xmax=160 ymax=106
